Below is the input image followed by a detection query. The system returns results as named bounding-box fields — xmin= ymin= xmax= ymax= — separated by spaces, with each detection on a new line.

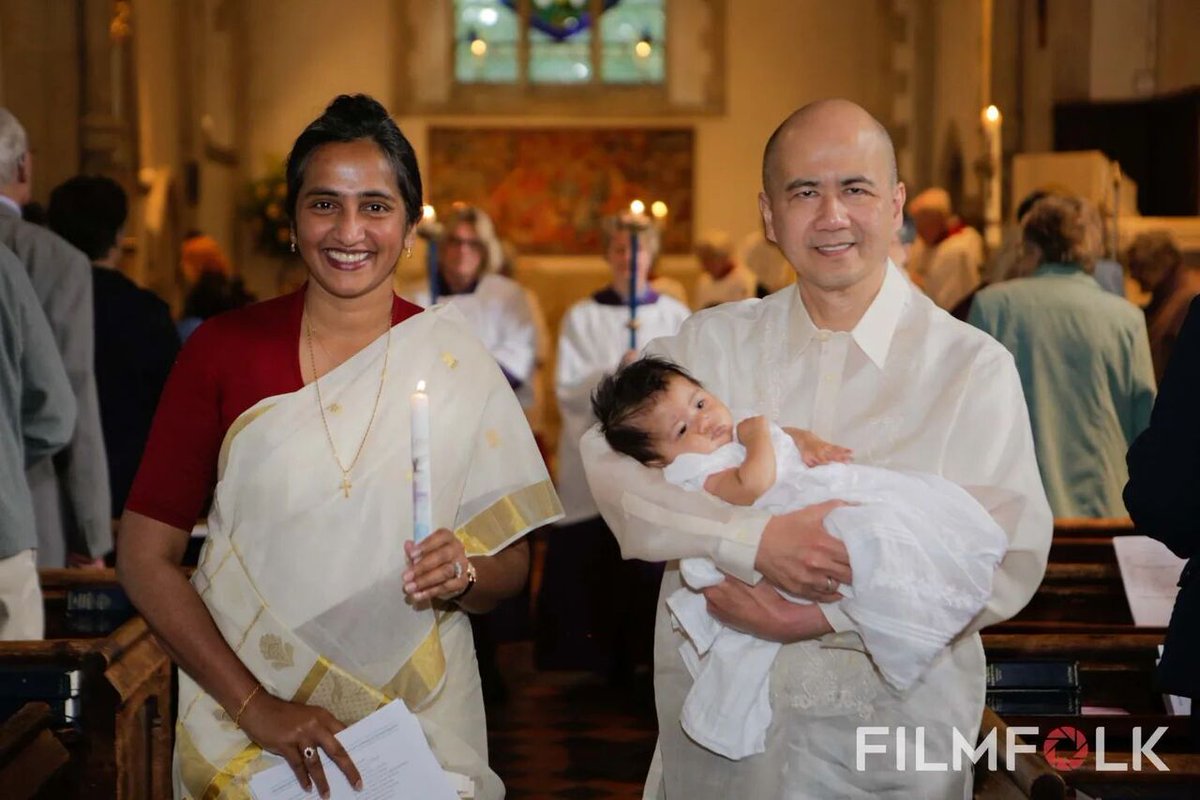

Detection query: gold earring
xmin=404 ymin=246 xmax=413 ymax=258
xmin=290 ymin=239 xmax=296 ymax=253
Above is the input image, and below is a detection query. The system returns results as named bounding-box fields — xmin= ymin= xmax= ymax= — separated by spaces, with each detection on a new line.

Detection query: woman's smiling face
xmin=294 ymin=138 xmax=412 ymax=300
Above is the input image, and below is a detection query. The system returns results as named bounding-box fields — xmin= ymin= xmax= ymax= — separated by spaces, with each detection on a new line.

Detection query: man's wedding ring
xmin=453 ymin=561 xmax=463 ymax=580
xmin=302 ymin=746 xmax=317 ymax=761
xmin=825 ymin=576 xmax=835 ymax=593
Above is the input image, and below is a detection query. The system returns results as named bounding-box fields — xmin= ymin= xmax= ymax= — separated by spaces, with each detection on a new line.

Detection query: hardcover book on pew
xmin=986 ymin=689 xmax=1081 ymax=715
xmin=64 ymin=586 xmax=135 ymax=635
xmin=986 ymin=660 xmax=1078 ymax=689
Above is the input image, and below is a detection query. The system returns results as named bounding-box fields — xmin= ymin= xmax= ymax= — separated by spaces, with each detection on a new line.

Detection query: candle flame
xmin=650 ymin=200 xmax=668 ymax=219
xmin=629 ymin=199 xmax=646 ymax=215
xmin=983 ymin=105 xmax=1001 ymax=124
xmin=421 ymin=205 xmax=436 ymax=222
xmin=416 ymin=380 xmax=426 ymax=392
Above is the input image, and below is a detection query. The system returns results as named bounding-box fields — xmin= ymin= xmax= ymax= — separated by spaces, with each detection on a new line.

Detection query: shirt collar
xmin=788 ymin=260 xmax=910 ymax=369
xmin=0 ymin=195 xmax=21 ymax=218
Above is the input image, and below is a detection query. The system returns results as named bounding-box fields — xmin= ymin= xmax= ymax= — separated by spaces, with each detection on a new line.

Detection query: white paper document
xmin=1112 ymin=535 xmax=1186 ymax=627
xmin=249 ymin=700 xmax=460 ymax=800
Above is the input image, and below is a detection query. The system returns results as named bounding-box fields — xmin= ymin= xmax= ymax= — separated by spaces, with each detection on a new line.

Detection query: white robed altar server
xmin=536 ymin=213 xmax=690 ymax=672
xmin=407 ymin=205 xmax=538 ymax=407
xmin=581 ymin=99 xmax=1051 ymax=798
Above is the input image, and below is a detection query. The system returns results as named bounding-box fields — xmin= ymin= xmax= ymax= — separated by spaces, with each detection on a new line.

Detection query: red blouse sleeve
xmin=126 ymin=292 xmax=423 ymax=532
xmin=124 ymin=321 xmax=225 ymax=531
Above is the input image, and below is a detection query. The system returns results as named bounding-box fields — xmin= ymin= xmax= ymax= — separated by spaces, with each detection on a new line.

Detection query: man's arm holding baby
xmin=581 ymin=428 xmax=852 ymax=600
xmin=703 ymin=578 xmax=835 ymax=642
xmin=702 ymin=416 xmax=776 ymax=506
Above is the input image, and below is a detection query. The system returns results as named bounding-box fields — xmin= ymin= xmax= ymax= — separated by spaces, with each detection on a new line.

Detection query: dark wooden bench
xmin=979 ymin=518 xmax=1197 ymax=796
xmin=0 ymin=569 xmax=173 ymax=799
xmin=0 ymin=702 xmax=72 ymax=799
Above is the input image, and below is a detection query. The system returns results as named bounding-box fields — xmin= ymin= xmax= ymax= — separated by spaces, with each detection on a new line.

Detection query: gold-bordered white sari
xmin=175 ymin=305 xmax=562 ymax=799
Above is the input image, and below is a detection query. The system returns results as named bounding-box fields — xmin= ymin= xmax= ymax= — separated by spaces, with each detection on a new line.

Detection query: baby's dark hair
xmin=592 ymin=356 xmax=700 ymax=465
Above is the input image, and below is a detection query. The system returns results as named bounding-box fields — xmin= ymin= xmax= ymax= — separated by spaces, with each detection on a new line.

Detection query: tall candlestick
xmin=982 ymin=105 xmax=1003 ymax=250
xmin=628 ymin=229 xmax=640 ymax=351
xmin=626 ymin=201 xmax=649 ymax=352
xmin=411 ymin=380 xmax=432 ymax=543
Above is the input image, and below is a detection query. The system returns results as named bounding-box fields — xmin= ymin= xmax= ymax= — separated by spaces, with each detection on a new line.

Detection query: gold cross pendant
xmin=340 ymin=475 xmax=352 ymax=498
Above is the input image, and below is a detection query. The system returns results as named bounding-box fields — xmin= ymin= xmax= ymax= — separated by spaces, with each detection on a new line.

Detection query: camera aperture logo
xmin=855 ymin=725 xmax=1170 ymax=772
xmin=1042 ymin=726 xmax=1088 ymax=770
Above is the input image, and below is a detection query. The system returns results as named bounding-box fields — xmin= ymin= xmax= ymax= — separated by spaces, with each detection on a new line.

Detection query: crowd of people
xmin=1 ymin=92 xmax=1196 ymax=799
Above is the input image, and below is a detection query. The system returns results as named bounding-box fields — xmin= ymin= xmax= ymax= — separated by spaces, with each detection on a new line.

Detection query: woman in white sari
xmin=117 ymin=95 xmax=561 ymax=799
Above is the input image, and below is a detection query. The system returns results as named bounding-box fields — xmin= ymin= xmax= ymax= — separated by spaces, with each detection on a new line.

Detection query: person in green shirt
xmin=969 ymin=194 xmax=1156 ymax=518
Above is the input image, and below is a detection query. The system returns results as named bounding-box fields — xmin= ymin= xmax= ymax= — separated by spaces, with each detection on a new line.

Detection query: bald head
xmin=762 ymin=99 xmax=897 ymax=193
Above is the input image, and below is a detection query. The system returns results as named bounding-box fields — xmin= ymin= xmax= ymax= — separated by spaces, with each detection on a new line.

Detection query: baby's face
xmin=642 ymin=375 xmax=735 ymax=465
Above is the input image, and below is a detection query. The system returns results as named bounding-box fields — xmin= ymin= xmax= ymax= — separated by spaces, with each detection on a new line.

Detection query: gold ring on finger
xmin=825 ymin=576 xmax=835 ymax=593
xmin=453 ymin=561 xmax=463 ymax=580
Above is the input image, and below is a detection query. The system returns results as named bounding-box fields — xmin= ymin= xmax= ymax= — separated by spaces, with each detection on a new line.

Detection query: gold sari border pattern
xmin=382 ymin=621 xmax=447 ymax=707
xmin=455 ymin=480 xmax=563 ymax=556
xmin=200 ymin=737 xmax=263 ymax=800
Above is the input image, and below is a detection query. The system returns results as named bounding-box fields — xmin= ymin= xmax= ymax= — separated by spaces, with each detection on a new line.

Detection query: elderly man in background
xmin=0 ymin=108 xmax=111 ymax=568
xmin=582 ymin=98 xmax=1050 ymax=798
xmin=690 ymin=230 xmax=758 ymax=309
xmin=1 ymin=244 xmax=76 ymax=639
xmin=906 ymin=186 xmax=984 ymax=317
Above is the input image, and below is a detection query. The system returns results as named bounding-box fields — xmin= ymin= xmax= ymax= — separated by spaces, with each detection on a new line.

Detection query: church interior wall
xmin=0 ymin=0 xmax=1195 ymax=300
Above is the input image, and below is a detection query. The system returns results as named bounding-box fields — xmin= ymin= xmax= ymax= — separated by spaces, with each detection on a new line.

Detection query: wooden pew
xmin=0 ymin=702 xmax=72 ymax=799
xmin=0 ymin=569 xmax=172 ymax=799
xmin=983 ymin=519 xmax=1197 ymax=796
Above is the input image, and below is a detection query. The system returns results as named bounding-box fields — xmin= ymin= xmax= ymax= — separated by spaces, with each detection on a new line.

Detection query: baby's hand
xmin=786 ymin=428 xmax=853 ymax=467
xmin=736 ymin=415 xmax=770 ymax=442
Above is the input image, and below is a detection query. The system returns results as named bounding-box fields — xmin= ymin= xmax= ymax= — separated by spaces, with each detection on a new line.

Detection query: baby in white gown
xmin=591 ymin=356 xmax=1008 ymax=759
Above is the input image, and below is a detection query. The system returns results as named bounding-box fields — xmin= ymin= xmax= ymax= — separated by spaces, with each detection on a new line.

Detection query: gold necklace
xmin=305 ymin=308 xmax=391 ymax=498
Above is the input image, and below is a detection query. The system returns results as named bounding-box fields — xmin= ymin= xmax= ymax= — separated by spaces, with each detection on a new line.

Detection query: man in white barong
xmin=581 ymin=99 xmax=1052 ymax=798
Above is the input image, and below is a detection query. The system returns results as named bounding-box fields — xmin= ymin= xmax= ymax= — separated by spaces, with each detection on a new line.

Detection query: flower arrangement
xmin=243 ymin=165 xmax=292 ymax=258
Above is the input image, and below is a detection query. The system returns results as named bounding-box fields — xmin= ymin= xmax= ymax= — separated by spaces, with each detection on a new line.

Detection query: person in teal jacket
xmin=968 ymin=194 xmax=1155 ymax=518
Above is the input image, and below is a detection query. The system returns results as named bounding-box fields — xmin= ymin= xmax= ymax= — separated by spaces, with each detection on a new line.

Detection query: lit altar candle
xmin=421 ymin=204 xmax=439 ymax=305
xmin=411 ymin=380 xmax=432 ymax=543
xmin=650 ymin=200 xmax=668 ymax=221
xmin=981 ymin=105 xmax=1002 ymax=249
xmin=627 ymin=200 xmax=645 ymax=351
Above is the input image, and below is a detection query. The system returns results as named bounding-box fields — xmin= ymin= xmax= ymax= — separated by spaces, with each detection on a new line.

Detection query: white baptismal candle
xmin=411 ymin=380 xmax=432 ymax=543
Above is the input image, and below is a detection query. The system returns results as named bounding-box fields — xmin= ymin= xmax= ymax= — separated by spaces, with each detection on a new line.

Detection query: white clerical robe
xmin=409 ymin=273 xmax=538 ymax=406
xmin=909 ymin=226 xmax=985 ymax=312
xmin=556 ymin=291 xmax=691 ymax=524
xmin=580 ymin=263 xmax=1051 ymax=799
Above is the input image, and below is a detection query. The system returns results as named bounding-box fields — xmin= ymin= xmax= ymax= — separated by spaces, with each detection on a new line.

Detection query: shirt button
xmin=816 ymin=331 xmax=831 ymax=342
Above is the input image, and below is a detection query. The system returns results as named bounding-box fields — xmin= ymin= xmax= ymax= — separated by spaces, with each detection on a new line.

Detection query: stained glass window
xmin=453 ymin=0 xmax=665 ymax=86
xmin=599 ymin=0 xmax=665 ymax=84
xmin=455 ymin=1 xmax=519 ymax=83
